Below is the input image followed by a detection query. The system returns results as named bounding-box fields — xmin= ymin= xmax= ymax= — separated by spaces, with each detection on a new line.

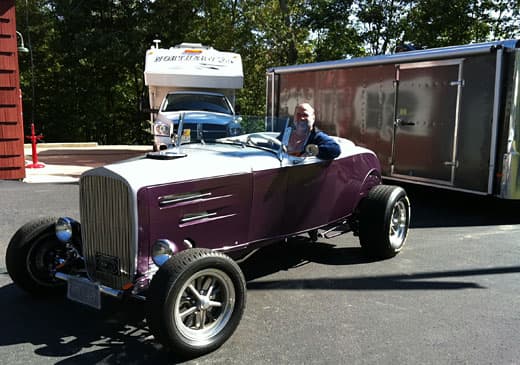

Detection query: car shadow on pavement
xmin=246 ymin=265 xmax=520 ymax=292
xmin=398 ymin=182 xmax=520 ymax=228
xmin=243 ymin=239 xmax=520 ymax=292
xmin=240 ymin=238 xmax=377 ymax=282
xmin=0 ymin=280 xmax=185 ymax=364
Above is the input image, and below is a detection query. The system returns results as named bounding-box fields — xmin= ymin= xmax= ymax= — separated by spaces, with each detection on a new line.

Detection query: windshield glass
xmin=214 ymin=116 xmax=291 ymax=154
xmin=162 ymin=93 xmax=233 ymax=114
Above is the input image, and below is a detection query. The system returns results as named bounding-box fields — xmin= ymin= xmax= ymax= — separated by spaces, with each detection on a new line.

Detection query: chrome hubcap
xmin=174 ymin=268 xmax=235 ymax=346
xmin=389 ymin=199 xmax=409 ymax=249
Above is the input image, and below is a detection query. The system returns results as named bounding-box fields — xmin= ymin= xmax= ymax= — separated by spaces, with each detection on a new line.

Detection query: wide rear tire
xmin=358 ymin=185 xmax=411 ymax=259
xmin=146 ymin=248 xmax=246 ymax=358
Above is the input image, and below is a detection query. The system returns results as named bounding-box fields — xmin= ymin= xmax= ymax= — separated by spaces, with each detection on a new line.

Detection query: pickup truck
xmin=152 ymin=91 xmax=242 ymax=151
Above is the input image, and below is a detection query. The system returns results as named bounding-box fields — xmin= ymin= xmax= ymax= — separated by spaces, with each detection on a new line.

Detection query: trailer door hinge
xmin=450 ymin=80 xmax=465 ymax=87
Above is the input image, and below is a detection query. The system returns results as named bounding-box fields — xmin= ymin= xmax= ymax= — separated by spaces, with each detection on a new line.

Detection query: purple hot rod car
xmin=6 ymin=119 xmax=410 ymax=357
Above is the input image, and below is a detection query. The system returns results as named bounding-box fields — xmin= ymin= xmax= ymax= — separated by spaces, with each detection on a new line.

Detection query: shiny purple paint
xmin=136 ymin=150 xmax=381 ymax=273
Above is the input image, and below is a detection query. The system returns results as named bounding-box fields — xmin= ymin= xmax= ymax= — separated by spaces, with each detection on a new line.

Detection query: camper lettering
xmin=153 ymin=55 xmax=235 ymax=65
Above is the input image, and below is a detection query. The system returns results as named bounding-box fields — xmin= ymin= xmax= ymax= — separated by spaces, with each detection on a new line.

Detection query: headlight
xmin=228 ymin=125 xmax=242 ymax=136
xmin=152 ymin=239 xmax=176 ymax=266
xmin=55 ymin=217 xmax=73 ymax=242
xmin=154 ymin=121 xmax=171 ymax=137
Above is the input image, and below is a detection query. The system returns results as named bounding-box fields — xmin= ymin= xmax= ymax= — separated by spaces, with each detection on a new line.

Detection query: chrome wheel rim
xmin=389 ymin=199 xmax=409 ymax=249
xmin=174 ymin=268 xmax=235 ymax=346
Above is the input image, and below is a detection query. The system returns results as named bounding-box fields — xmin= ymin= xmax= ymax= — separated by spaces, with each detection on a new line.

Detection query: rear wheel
xmin=358 ymin=185 xmax=411 ymax=259
xmin=6 ymin=217 xmax=67 ymax=295
xmin=146 ymin=248 xmax=246 ymax=358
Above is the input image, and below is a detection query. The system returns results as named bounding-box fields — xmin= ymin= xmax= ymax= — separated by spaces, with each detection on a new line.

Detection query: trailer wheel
xmin=146 ymin=248 xmax=246 ymax=358
xmin=6 ymin=217 xmax=67 ymax=295
xmin=358 ymin=185 xmax=410 ymax=259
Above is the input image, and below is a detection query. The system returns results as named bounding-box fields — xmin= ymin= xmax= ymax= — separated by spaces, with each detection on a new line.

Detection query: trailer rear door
xmin=392 ymin=60 xmax=463 ymax=185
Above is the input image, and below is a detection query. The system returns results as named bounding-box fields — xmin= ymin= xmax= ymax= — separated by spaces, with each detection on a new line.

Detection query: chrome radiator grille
xmin=80 ymin=175 xmax=135 ymax=289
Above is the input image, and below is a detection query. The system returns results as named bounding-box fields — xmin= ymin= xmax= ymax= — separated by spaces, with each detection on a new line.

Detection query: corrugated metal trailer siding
xmin=0 ymin=1 xmax=25 ymax=180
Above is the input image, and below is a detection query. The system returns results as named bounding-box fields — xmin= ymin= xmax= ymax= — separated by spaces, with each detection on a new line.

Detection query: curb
xmin=24 ymin=142 xmax=99 ymax=149
xmin=22 ymin=144 xmax=152 ymax=184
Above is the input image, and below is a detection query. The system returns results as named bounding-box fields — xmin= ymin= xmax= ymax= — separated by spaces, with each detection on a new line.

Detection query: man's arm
xmin=312 ymin=131 xmax=341 ymax=160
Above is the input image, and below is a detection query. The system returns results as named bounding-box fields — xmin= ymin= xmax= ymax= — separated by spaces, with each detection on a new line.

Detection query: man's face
xmin=294 ymin=104 xmax=315 ymax=132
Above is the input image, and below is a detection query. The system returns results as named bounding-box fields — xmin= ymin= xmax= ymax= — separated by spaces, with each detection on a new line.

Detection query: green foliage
xmin=15 ymin=0 xmax=520 ymax=144
xmin=304 ymin=0 xmax=366 ymax=60
xmin=402 ymin=0 xmax=493 ymax=48
xmin=355 ymin=0 xmax=413 ymax=54
xmin=488 ymin=0 xmax=520 ymax=39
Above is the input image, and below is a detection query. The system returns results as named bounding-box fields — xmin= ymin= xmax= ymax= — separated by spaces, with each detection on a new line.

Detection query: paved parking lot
xmin=0 ymin=178 xmax=519 ymax=364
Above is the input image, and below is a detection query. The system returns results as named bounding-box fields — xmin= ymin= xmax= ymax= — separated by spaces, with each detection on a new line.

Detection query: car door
xmin=282 ymin=155 xmax=343 ymax=234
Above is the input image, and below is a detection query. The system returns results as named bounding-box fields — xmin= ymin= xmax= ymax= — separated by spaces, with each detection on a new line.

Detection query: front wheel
xmin=358 ymin=185 xmax=411 ymax=259
xmin=6 ymin=217 xmax=67 ymax=295
xmin=146 ymin=248 xmax=246 ymax=358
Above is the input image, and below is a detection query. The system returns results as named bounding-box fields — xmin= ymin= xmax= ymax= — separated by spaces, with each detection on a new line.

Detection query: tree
xmin=354 ymin=0 xmax=413 ymax=54
xmin=488 ymin=0 xmax=520 ymax=39
xmin=15 ymin=0 xmax=519 ymax=144
xmin=16 ymin=0 xmax=56 ymax=135
xmin=402 ymin=0 xmax=493 ymax=48
xmin=18 ymin=0 xmax=153 ymax=143
xmin=303 ymin=0 xmax=366 ymax=60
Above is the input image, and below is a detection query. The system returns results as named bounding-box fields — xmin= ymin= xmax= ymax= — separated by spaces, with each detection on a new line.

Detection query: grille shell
xmin=79 ymin=174 xmax=136 ymax=289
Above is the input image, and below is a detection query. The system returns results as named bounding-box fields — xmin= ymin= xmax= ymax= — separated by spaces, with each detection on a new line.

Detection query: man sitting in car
xmin=287 ymin=102 xmax=340 ymax=160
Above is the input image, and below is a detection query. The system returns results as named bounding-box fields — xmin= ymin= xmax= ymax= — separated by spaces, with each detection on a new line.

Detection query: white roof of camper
xmin=144 ymin=43 xmax=243 ymax=89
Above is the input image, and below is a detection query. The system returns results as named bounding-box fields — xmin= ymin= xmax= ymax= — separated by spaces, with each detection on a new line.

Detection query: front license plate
xmin=67 ymin=276 xmax=101 ymax=310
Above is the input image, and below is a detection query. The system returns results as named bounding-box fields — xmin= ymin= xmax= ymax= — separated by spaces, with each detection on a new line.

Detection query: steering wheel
xmin=246 ymin=133 xmax=282 ymax=148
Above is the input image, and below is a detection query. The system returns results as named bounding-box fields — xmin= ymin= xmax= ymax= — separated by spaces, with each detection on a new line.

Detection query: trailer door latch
xmin=443 ymin=160 xmax=459 ymax=167
xmin=395 ymin=118 xmax=415 ymax=126
xmin=450 ymin=80 xmax=465 ymax=87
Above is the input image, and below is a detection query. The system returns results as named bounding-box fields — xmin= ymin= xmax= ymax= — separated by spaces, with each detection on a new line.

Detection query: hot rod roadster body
xmin=6 ymin=120 xmax=411 ymax=358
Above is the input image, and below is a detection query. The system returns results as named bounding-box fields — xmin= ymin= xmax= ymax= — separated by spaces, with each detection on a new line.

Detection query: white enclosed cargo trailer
xmin=266 ymin=39 xmax=520 ymax=199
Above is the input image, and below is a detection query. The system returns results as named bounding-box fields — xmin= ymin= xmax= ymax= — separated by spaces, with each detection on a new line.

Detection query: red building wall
xmin=0 ymin=0 xmax=25 ymax=180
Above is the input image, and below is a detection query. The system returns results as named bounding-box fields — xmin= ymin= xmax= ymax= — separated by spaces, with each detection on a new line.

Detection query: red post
xmin=25 ymin=123 xmax=45 ymax=168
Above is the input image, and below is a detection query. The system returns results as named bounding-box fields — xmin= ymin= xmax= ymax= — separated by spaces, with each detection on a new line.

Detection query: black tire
xmin=358 ymin=185 xmax=411 ymax=259
xmin=6 ymin=216 xmax=67 ymax=295
xmin=146 ymin=248 xmax=246 ymax=358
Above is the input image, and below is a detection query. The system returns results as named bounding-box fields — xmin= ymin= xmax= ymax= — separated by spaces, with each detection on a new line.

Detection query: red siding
xmin=0 ymin=0 xmax=25 ymax=179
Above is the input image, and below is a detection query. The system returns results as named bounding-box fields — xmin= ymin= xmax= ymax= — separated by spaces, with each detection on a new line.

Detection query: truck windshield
xmin=162 ymin=93 xmax=233 ymax=114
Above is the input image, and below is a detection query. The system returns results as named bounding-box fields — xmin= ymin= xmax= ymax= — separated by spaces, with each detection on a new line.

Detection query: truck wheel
xmin=146 ymin=248 xmax=246 ymax=358
xmin=358 ymin=185 xmax=411 ymax=259
xmin=6 ymin=216 xmax=66 ymax=295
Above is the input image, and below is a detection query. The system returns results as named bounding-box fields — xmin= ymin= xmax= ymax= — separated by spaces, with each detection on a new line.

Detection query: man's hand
xmin=305 ymin=144 xmax=319 ymax=157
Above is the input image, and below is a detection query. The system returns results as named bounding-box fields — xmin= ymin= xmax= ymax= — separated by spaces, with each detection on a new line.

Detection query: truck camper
xmin=144 ymin=42 xmax=244 ymax=150
xmin=267 ymin=39 xmax=520 ymax=199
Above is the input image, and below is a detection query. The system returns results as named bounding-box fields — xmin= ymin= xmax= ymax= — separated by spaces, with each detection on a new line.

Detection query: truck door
xmin=392 ymin=60 xmax=463 ymax=184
